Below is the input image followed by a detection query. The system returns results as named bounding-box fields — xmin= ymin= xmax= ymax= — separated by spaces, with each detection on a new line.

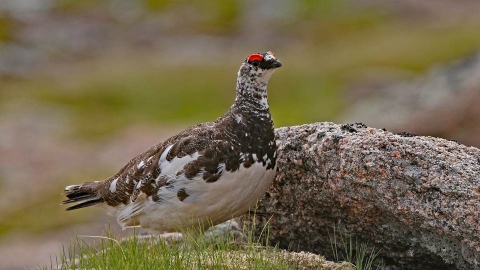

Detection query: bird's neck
xmin=232 ymin=75 xmax=270 ymax=113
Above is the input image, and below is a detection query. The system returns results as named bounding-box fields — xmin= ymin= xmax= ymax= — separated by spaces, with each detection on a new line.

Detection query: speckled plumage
xmin=63 ymin=51 xmax=282 ymax=232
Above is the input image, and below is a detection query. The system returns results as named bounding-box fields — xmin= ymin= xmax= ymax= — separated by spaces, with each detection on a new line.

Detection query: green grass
xmin=42 ymin=219 xmax=345 ymax=270
xmin=330 ymin=227 xmax=384 ymax=270
xmin=38 ymin=215 xmax=384 ymax=270
xmin=47 ymin=233 xmax=293 ymax=270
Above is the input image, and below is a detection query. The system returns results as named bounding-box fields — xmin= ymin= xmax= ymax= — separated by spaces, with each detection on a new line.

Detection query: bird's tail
xmin=63 ymin=182 xmax=105 ymax=211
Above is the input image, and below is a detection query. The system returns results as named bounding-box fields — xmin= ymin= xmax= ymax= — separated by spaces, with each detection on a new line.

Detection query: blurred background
xmin=1 ymin=0 xmax=480 ymax=268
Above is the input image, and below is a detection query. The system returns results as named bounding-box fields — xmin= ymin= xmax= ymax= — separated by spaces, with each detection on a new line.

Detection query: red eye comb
xmin=248 ymin=54 xmax=263 ymax=62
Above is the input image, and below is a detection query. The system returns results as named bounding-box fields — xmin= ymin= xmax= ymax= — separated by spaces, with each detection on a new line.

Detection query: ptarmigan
xmin=63 ymin=51 xmax=282 ymax=232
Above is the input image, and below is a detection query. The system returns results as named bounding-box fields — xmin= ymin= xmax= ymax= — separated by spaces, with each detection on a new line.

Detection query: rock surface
xmin=244 ymin=122 xmax=480 ymax=270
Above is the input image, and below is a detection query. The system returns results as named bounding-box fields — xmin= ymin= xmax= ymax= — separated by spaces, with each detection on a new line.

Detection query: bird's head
xmin=238 ymin=51 xmax=282 ymax=85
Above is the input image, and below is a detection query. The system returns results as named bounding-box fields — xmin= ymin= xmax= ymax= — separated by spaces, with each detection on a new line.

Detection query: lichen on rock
xmin=244 ymin=122 xmax=480 ymax=270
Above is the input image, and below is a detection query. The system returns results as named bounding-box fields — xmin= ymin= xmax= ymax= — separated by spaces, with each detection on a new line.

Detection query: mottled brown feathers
xmin=177 ymin=188 xmax=189 ymax=202
xmin=87 ymin=101 xmax=275 ymax=208
xmin=63 ymin=51 xmax=280 ymax=213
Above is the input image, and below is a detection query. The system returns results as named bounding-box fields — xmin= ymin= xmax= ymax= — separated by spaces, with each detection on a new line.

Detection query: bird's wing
xmin=100 ymin=124 xmax=234 ymax=202
xmin=113 ymin=131 xmax=243 ymax=227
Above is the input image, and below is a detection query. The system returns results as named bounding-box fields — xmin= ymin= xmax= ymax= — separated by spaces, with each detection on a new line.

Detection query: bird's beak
xmin=270 ymin=60 xmax=282 ymax=69
xmin=263 ymin=59 xmax=282 ymax=70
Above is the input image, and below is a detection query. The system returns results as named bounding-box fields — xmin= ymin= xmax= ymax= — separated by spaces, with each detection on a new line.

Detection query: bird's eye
xmin=247 ymin=53 xmax=263 ymax=65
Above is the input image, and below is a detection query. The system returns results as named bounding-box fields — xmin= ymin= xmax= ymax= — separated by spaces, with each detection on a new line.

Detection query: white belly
xmin=130 ymin=162 xmax=276 ymax=232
